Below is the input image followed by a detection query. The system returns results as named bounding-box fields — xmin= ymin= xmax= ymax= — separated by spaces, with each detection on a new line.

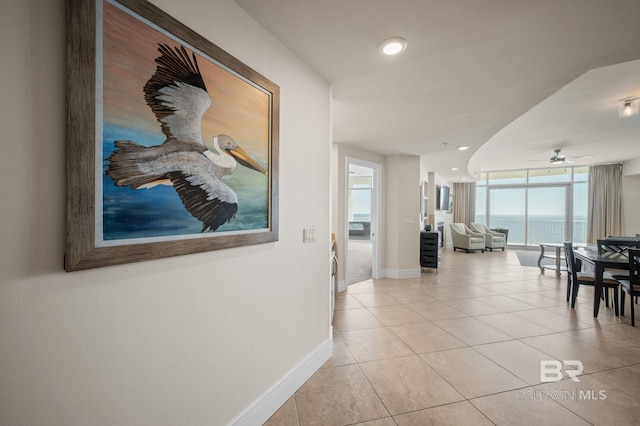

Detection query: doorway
xmin=346 ymin=158 xmax=381 ymax=285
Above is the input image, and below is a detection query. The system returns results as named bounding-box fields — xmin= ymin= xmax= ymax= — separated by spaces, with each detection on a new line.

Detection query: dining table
xmin=573 ymin=246 xmax=629 ymax=317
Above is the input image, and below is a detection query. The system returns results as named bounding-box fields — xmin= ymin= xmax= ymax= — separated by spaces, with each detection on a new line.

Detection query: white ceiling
xmin=234 ymin=0 xmax=640 ymax=181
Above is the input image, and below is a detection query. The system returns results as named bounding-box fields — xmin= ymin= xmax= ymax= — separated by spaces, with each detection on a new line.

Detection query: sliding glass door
xmin=489 ymin=188 xmax=526 ymax=245
xmin=527 ymin=186 xmax=567 ymax=245
xmin=488 ymin=185 xmax=568 ymax=246
xmin=476 ymin=167 xmax=588 ymax=247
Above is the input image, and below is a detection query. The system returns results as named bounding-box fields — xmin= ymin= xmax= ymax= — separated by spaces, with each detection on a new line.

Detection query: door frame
xmin=345 ymin=157 xmax=382 ymax=281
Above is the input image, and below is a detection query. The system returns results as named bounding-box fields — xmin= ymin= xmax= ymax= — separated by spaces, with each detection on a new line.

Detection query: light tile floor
xmin=265 ymin=249 xmax=640 ymax=425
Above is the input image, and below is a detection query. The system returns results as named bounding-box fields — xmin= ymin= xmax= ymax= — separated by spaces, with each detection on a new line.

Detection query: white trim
xmin=384 ymin=268 xmax=421 ymax=279
xmin=231 ymin=338 xmax=332 ymax=426
xmin=371 ymin=163 xmax=382 ymax=279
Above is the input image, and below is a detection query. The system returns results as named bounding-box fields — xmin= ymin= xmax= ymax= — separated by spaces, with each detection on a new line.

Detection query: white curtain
xmin=587 ymin=163 xmax=624 ymax=243
xmin=453 ymin=182 xmax=476 ymax=225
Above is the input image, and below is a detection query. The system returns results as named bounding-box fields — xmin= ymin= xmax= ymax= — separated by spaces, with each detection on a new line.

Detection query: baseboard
xmin=384 ymin=268 xmax=421 ymax=279
xmin=336 ymin=279 xmax=347 ymax=292
xmin=231 ymin=337 xmax=332 ymax=426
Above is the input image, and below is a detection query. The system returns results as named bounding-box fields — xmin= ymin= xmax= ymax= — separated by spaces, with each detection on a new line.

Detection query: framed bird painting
xmin=65 ymin=0 xmax=279 ymax=271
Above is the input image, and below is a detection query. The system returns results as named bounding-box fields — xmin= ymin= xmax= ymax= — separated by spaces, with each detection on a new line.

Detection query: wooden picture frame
xmin=65 ymin=0 xmax=279 ymax=271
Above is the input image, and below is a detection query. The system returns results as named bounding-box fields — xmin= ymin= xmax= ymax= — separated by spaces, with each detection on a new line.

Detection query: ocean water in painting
xmin=102 ymin=122 xmax=269 ymax=241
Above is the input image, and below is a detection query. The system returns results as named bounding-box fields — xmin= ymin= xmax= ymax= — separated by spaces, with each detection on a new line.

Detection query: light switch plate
xmin=303 ymin=228 xmax=316 ymax=243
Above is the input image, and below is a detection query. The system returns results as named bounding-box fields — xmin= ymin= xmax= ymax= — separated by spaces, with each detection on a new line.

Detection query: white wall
xmin=0 ymin=1 xmax=331 ymax=425
xmin=623 ymin=157 xmax=640 ymax=176
xmin=622 ymin=158 xmax=640 ymax=235
xmin=622 ymin=174 xmax=640 ymax=236
xmin=385 ymin=155 xmax=421 ymax=278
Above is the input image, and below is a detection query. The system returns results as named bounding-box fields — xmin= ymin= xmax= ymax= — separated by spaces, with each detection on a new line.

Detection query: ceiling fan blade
xmin=566 ymin=154 xmax=594 ymax=160
xmin=527 ymin=149 xmax=592 ymax=165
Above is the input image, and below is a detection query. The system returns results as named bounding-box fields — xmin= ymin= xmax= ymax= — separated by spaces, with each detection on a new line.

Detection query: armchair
xmin=450 ymin=223 xmax=485 ymax=253
xmin=470 ymin=223 xmax=506 ymax=251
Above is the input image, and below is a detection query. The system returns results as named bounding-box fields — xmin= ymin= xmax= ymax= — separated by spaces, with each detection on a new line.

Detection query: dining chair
xmin=563 ymin=242 xmax=574 ymax=302
xmin=619 ymin=248 xmax=640 ymax=326
xmin=597 ymin=238 xmax=640 ymax=279
xmin=564 ymin=242 xmax=620 ymax=315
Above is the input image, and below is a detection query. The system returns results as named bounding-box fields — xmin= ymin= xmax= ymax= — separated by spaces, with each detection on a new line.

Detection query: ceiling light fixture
xmin=457 ymin=145 xmax=471 ymax=151
xmin=451 ymin=167 xmax=459 ymax=171
xmin=379 ymin=37 xmax=407 ymax=55
xmin=619 ymin=97 xmax=640 ymax=118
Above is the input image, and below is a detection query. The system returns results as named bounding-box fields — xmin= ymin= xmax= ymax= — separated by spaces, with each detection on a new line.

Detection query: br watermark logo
xmin=540 ymin=360 xmax=583 ymax=383
xmin=516 ymin=360 xmax=607 ymax=401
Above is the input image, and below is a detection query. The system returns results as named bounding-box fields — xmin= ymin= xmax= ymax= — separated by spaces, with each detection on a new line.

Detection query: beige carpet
xmin=347 ymin=240 xmax=372 ymax=285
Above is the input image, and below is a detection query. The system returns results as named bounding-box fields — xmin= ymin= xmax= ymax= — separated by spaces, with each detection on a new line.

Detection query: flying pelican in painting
xmin=106 ymin=44 xmax=268 ymax=232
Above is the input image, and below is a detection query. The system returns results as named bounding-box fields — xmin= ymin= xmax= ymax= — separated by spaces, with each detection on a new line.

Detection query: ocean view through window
xmin=475 ymin=167 xmax=588 ymax=246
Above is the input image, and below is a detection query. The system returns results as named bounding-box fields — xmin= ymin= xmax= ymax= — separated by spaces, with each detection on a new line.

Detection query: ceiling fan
xmin=529 ymin=149 xmax=594 ymax=165
xmin=549 ymin=149 xmax=570 ymax=164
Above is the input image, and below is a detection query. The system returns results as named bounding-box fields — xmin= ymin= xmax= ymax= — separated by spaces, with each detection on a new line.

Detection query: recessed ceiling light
xmin=451 ymin=167 xmax=459 ymax=171
xmin=379 ymin=37 xmax=407 ymax=55
xmin=458 ymin=146 xmax=471 ymax=151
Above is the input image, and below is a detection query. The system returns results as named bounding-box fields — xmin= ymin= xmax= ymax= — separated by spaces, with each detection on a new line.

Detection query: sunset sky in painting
xmin=100 ymin=0 xmax=272 ymax=240
xmin=102 ymin=0 xmax=270 ymax=166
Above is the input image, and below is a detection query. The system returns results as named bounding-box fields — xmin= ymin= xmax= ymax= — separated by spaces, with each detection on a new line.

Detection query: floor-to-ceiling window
xmin=475 ymin=166 xmax=588 ymax=246
xmin=527 ymin=186 xmax=567 ymax=244
xmin=489 ymin=187 xmax=526 ymax=244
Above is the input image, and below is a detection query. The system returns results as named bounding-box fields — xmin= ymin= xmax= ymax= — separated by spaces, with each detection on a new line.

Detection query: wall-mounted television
xmin=439 ymin=185 xmax=450 ymax=211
